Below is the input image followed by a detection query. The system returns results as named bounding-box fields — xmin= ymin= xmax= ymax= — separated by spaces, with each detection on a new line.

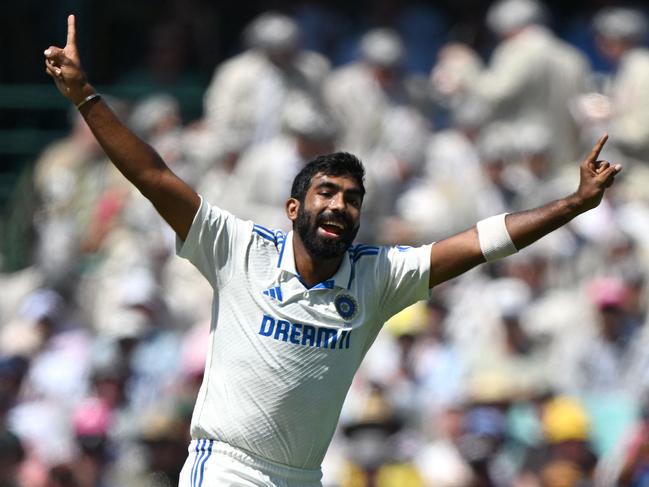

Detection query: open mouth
xmin=318 ymin=220 xmax=346 ymax=237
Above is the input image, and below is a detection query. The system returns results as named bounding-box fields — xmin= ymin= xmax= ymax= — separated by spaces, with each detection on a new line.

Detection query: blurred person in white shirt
xmin=201 ymin=12 xmax=330 ymax=164
xmin=589 ymin=7 xmax=649 ymax=162
xmin=325 ymin=28 xmax=429 ymax=159
xmin=432 ymin=0 xmax=591 ymax=165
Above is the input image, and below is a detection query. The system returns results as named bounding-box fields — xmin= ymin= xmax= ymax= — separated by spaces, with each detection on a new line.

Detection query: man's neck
xmin=292 ymin=233 xmax=344 ymax=289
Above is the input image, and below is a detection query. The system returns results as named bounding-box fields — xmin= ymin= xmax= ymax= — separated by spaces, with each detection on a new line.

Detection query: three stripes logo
xmin=190 ymin=439 xmax=213 ymax=487
xmin=263 ymin=286 xmax=283 ymax=302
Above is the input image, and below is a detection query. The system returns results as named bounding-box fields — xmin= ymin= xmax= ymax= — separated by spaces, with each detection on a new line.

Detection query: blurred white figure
xmin=466 ymin=278 xmax=553 ymax=399
xmin=415 ymin=403 xmax=474 ymax=487
xmin=227 ymin=97 xmax=337 ymax=230
xmin=566 ymin=278 xmax=643 ymax=395
xmin=360 ymin=105 xmax=432 ymax=242
xmin=202 ymin=12 xmax=330 ymax=162
xmin=590 ymin=8 xmax=649 ymax=161
xmin=390 ymin=102 xmax=487 ymax=243
xmin=15 ymin=289 xmax=92 ymax=406
xmin=432 ymin=0 xmax=591 ymax=164
xmin=8 ymin=399 xmax=76 ymax=468
xmin=411 ymin=300 xmax=467 ymax=417
xmin=507 ymin=121 xmax=580 ymax=211
xmin=32 ymin=109 xmax=116 ymax=280
xmin=129 ymin=94 xmax=187 ymax=177
xmin=325 ymin=28 xmax=427 ymax=159
xmin=391 ymin=118 xmax=560 ymax=245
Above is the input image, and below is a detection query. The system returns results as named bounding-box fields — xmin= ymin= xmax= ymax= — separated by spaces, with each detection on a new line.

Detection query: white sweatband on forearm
xmin=476 ymin=213 xmax=518 ymax=262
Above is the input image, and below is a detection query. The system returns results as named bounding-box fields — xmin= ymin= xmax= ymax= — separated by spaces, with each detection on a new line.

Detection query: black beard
xmin=295 ymin=206 xmax=358 ymax=259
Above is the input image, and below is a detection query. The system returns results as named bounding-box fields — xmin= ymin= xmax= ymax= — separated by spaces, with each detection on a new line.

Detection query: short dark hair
xmin=290 ymin=152 xmax=366 ymax=202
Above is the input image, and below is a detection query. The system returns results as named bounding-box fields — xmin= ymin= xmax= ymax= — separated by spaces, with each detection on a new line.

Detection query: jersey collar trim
xmin=277 ymin=231 xmax=352 ymax=289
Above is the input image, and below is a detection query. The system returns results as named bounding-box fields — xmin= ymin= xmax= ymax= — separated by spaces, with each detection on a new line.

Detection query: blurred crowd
xmin=2 ymin=0 xmax=649 ymax=485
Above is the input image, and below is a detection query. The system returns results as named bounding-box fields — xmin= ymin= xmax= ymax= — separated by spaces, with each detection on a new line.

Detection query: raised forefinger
xmin=587 ymin=133 xmax=608 ymax=164
xmin=66 ymin=14 xmax=77 ymax=49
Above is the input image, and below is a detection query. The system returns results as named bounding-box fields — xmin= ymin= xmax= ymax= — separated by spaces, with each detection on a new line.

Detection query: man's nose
xmin=329 ymin=193 xmax=345 ymax=211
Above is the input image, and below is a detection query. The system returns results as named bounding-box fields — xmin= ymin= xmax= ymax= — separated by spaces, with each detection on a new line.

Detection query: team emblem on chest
xmin=334 ymin=294 xmax=358 ymax=320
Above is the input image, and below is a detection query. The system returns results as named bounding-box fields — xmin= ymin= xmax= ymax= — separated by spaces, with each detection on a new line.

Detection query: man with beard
xmin=44 ymin=16 xmax=622 ymax=487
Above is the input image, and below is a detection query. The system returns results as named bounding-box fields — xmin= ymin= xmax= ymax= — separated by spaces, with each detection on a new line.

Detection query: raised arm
xmin=44 ymin=15 xmax=200 ymax=240
xmin=428 ymin=134 xmax=621 ymax=288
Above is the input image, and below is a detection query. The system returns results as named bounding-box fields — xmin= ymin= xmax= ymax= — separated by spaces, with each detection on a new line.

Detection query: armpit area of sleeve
xmin=418 ymin=242 xmax=435 ymax=298
xmin=176 ymin=195 xmax=209 ymax=258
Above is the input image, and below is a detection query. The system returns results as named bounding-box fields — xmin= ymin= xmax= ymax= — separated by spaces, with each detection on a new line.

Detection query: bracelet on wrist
xmin=76 ymin=93 xmax=101 ymax=110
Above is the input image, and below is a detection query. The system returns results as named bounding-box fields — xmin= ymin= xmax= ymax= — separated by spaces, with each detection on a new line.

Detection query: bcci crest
xmin=334 ymin=294 xmax=358 ymax=320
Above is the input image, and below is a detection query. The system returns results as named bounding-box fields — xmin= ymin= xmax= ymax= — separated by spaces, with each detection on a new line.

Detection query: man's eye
xmin=319 ymin=191 xmax=332 ymax=197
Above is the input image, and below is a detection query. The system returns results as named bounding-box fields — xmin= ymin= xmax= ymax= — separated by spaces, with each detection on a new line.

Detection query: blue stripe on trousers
xmin=191 ymin=440 xmax=204 ymax=487
xmin=197 ymin=440 xmax=213 ymax=486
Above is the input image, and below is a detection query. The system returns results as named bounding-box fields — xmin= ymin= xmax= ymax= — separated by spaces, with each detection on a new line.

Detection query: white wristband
xmin=476 ymin=213 xmax=518 ymax=261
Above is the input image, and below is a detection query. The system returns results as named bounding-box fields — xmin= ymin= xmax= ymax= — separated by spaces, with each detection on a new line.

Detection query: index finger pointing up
xmin=588 ymin=133 xmax=608 ymax=163
xmin=66 ymin=14 xmax=77 ymax=49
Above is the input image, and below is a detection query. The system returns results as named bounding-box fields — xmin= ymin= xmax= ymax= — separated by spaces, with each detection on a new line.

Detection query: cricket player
xmin=44 ymin=15 xmax=622 ymax=487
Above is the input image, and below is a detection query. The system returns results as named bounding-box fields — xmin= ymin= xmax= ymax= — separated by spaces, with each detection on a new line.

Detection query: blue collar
xmin=277 ymin=231 xmax=352 ymax=289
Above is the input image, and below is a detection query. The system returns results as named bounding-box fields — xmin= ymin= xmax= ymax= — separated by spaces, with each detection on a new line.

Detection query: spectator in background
xmin=325 ymin=28 xmax=428 ymax=158
xmin=129 ymin=94 xmax=185 ymax=177
xmin=471 ymin=277 xmax=548 ymax=396
xmin=129 ymin=407 xmax=188 ymax=487
xmin=415 ymin=401 xmax=474 ymax=487
xmin=570 ymin=277 xmax=640 ymax=395
xmin=116 ymin=270 xmax=182 ymax=414
xmin=13 ymin=289 xmax=91 ymax=406
xmin=591 ymin=7 xmax=649 ymax=162
xmin=388 ymin=100 xmax=488 ymax=243
xmin=32 ymin=107 xmax=114 ymax=281
xmin=87 ymin=341 xmax=130 ymax=413
xmin=474 ymin=122 xmax=522 ymax=212
xmin=222 ymin=97 xmax=337 ymax=230
xmin=457 ymin=406 xmax=515 ymax=487
xmin=432 ymin=0 xmax=591 ymax=165
xmin=63 ymin=398 xmax=115 ymax=487
xmin=516 ymin=395 xmax=597 ymax=487
xmin=201 ymin=12 xmax=330 ymax=165
xmin=356 ymin=104 xmax=431 ymax=243
xmin=411 ymin=299 xmax=466 ymax=417
xmin=339 ymin=384 xmax=424 ymax=487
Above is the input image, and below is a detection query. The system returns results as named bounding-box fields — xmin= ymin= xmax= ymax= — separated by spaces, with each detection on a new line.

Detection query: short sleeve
xmin=176 ymin=196 xmax=250 ymax=288
xmin=377 ymin=244 xmax=433 ymax=321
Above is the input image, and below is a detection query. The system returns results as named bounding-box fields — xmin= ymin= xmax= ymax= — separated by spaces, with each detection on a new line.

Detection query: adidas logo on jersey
xmin=263 ymin=286 xmax=283 ymax=301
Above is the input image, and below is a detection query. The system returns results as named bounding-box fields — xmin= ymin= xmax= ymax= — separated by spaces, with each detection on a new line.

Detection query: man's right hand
xmin=44 ymin=14 xmax=95 ymax=105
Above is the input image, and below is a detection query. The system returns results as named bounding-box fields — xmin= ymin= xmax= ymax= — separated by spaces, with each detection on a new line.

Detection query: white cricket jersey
xmin=177 ymin=196 xmax=432 ymax=470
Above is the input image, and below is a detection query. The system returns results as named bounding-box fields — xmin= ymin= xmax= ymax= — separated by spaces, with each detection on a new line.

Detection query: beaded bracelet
xmin=76 ymin=93 xmax=101 ymax=110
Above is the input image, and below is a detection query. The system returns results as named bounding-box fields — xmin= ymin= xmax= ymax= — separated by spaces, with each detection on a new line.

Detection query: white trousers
xmin=178 ymin=440 xmax=323 ymax=487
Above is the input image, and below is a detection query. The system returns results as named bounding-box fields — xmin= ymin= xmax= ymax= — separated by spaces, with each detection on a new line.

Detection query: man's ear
xmin=286 ymin=198 xmax=300 ymax=223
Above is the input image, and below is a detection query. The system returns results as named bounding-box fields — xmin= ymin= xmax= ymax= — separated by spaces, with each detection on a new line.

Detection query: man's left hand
xmin=574 ymin=134 xmax=622 ymax=211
